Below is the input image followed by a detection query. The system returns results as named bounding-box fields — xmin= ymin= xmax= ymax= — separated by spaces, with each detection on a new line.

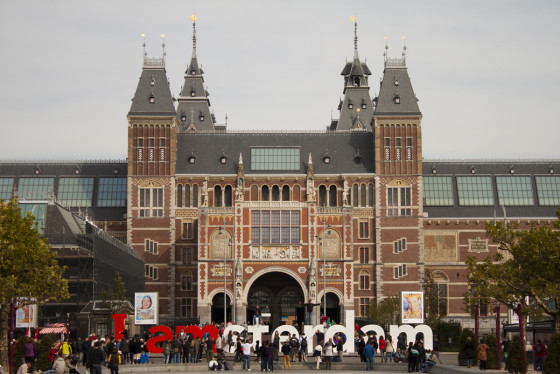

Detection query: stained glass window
xmin=58 ymin=178 xmax=94 ymax=207
xmin=496 ymin=176 xmax=534 ymax=206
xmin=456 ymin=176 xmax=494 ymax=206
xmin=536 ymin=176 xmax=560 ymax=206
xmin=423 ymin=176 xmax=454 ymax=206
xmin=97 ymin=178 xmax=127 ymax=207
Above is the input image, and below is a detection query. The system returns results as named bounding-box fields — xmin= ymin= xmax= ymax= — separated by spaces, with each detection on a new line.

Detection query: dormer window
xmin=150 ymin=77 xmax=156 ymax=86
xmin=509 ymin=166 xmax=515 ymax=174
xmin=199 ymin=115 xmax=204 ymax=121
xmin=348 ymin=103 xmax=353 ymax=109
xmin=322 ymin=153 xmax=331 ymax=164
xmin=190 ymin=91 xmax=196 ymax=97
xmin=149 ymin=92 xmax=156 ymax=104
xmin=361 ymin=103 xmax=367 ymax=109
xmin=181 ymin=114 xmax=187 ymax=121
xmin=74 ymin=168 xmax=80 ymax=174
xmin=471 ymin=166 xmax=476 ymax=174
xmin=219 ymin=152 xmax=227 ymax=164
xmin=549 ymin=166 xmax=555 ymax=174
xmin=393 ymin=94 xmax=400 ymax=104
xmin=191 ymin=70 xmax=196 ymax=75
xmin=354 ymin=150 xmax=362 ymax=164
xmin=187 ymin=153 xmax=197 ymax=164
xmin=354 ymin=77 xmax=360 ymax=87
xmin=394 ymin=77 xmax=399 ymax=86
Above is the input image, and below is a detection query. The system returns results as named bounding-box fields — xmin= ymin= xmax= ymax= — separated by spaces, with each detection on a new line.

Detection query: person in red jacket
xmin=378 ymin=336 xmax=387 ymax=363
xmin=533 ymin=340 xmax=547 ymax=372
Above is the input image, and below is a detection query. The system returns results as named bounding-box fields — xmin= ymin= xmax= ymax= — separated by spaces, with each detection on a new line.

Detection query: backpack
xmin=301 ymin=338 xmax=308 ymax=349
xmin=290 ymin=338 xmax=298 ymax=348
xmin=535 ymin=344 xmax=543 ymax=354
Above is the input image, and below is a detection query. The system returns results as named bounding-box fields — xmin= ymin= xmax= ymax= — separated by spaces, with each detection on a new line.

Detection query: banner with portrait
xmin=16 ymin=303 xmax=38 ymax=328
xmin=401 ymin=291 xmax=424 ymax=324
xmin=135 ymin=292 xmax=158 ymax=325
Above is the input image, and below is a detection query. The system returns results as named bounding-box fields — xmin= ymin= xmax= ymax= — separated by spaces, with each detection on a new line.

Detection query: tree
xmin=465 ymin=210 xmax=560 ymax=332
xmin=0 ymin=198 xmax=69 ymax=370
xmin=543 ymin=332 xmax=560 ymax=374
xmin=422 ymin=269 xmax=442 ymax=328
xmin=367 ymin=295 xmax=400 ymax=327
xmin=99 ymin=271 xmax=129 ymax=313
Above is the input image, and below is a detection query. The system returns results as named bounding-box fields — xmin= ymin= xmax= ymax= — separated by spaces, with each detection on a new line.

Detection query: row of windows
xmin=0 ymin=177 xmax=127 ymax=207
xmin=177 ymin=184 xmax=199 ymax=208
xmin=145 ymin=265 xmax=158 ymax=280
xmin=251 ymin=210 xmax=300 ymax=244
xmin=139 ymin=187 xmax=163 ymax=217
xmin=424 ymin=175 xmax=560 ymax=206
xmin=137 ymin=138 xmax=166 ymax=162
xmin=145 ymin=239 xmax=158 ymax=254
xmin=384 ymin=137 xmax=414 ymax=162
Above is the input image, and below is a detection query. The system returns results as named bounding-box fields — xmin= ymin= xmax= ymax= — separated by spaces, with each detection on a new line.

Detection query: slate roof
xmin=422 ymin=160 xmax=560 ymax=219
xmin=175 ymin=131 xmax=375 ymax=175
xmin=374 ymin=59 xmax=421 ymax=116
xmin=128 ymin=63 xmax=177 ymax=117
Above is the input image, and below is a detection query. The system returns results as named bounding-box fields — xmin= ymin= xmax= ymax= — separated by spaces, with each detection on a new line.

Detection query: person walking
xmin=502 ymin=336 xmax=510 ymax=362
xmin=533 ymin=339 xmax=547 ymax=372
xmin=463 ymin=337 xmax=475 ymax=369
xmin=88 ymin=341 xmax=106 ymax=374
xmin=107 ymin=347 xmax=121 ymax=374
xmin=477 ymin=338 xmax=489 ymax=370
xmin=266 ymin=342 xmax=275 ymax=372
xmin=300 ymin=333 xmax=309 ymax=362
xmin=323 ymin=337 xmax=334 ymax=370
xmin=364 ymin=340 xmax=375 ymax=371
xmin=289 ymin=334 xmax=299 ymax=362
xmin=313 ymin=344 xmax=323 ymax=370
xmin=281 ymin=341 xmax=291 ymax=370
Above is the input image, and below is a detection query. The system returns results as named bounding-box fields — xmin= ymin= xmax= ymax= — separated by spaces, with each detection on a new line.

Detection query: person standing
xmin=432 ymin=336 xmax=442 ymax=364
xmin=300 ymin=333 xmax=309 ymax=362
xmin=502 ymin=336 xmax=510 ymax=362
xmin=477 ymin=339 xmax=489 ymax=371
xmin=289 ymin=334 xmax=299 ymax=362
xmin=119 ymin=338 xmax=129 ymax=365
xmin=23 ymin=338 xmax=37 ymax=372
xmin=242 ymin=339 xmax=253 ymax=371
xmin=363 ymin=340 xmax=375 ymax=371
xmin=191 ymin=337 xmax=200 ymax=363
xmin=273 ymin=332 xmax=280 ymax=362
xmin=302 ymin=300 xmax=321 ymax=325
xmin=378 ymin=336 xmax=386 ymax=363
xmin=315 ymin=330 xmax=325 ymax=348
xmin=88 ymin=341 xmax=106 ymax=374
xmin=385 ymin=335 xmax=394 ymax=363
xmin=107 ymin=347 xmax=121 ymax=374
xmin=206 ymin=336 xmax=216 ymax=364
xmin=463 ymin=337 xmax=475 ymax=369
xmin=266 ymin=342 xmax=275 ymax=372
xmin=533 ymin=339 xmax=547 ymax=372
xmin=336 ymin=334 xmax=344 ymax=363
xmin=282 ymin=341 xmax=291 ymax=370
xmin=163 ymin=340 xmax=171 ymax=364
xmin=323 ymin=338 xmax=334 ymax=370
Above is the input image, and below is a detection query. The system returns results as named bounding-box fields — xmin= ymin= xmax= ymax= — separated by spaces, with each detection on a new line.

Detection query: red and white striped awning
xmin=39 ymin=323 xmax=67 ymax=334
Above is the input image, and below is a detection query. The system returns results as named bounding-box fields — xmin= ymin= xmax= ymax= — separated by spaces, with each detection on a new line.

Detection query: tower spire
xmin=191 ymin=13 xmax=198 ymax=58
xmin=141 ymin=33 xmax=147 ymax=63
xmin=350 ymin=15 xmax=359 ymax=60
xmin=161 ymin=34 xmax=166 ymax=64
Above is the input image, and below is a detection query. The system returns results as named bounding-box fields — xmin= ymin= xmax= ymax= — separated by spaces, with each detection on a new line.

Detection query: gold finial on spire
xmin=191 ymin=13 xmax=198 ymax=22
xmin=191 ymin=13 xmax=198 ymax=56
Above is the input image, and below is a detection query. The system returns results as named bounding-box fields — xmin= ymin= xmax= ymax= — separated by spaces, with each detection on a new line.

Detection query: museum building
xmin=1 ymin=20 xmax=559 ymax=329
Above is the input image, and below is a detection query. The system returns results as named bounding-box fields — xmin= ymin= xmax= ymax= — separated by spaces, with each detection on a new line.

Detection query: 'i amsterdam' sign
xmin=112 ymin=310 xmax=433 ymax=353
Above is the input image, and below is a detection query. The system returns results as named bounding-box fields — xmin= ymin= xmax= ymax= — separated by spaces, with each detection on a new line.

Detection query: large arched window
xmin=214 ymin=185 xmax=223 ymax=207
xmin=359 ymin=270 xmax=370 ymax=290
xmin=282 ymin=185 xmax=290 ymax=201
xmin=262 ymin=186 xmax=270 ymax=201
xmin=272 ymin=185 xmax=280 ymax=201
xmin=181 ymin=271 xmax=193 ymax=291
xmin=329 ymin=185 xmax=337 ymax=207
xmin=319 ymin=185 xmax=327 ymax=207
xmin=224 ymin=185 xmax=233 ymax=207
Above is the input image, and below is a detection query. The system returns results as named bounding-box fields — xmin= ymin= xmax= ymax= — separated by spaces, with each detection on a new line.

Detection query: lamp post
xmin=495 ymin=305 xmax=501 ymax=370
xmin=219 ymin=223 xmax=227 ymax=325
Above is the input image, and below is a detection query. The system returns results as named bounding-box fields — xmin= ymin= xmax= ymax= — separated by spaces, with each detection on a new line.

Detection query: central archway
xmin=246 ymin=271 xmax=305 ymax=329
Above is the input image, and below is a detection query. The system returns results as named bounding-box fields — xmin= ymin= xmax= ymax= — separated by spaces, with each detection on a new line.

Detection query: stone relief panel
xmin=468 ymin=237 xmax=489 ymax=253
xmin=210 ymin=264 xmax=232 ymax=277
xmin=250 ymin=246 xmax=301 ymax=260
xmin=321 ymin=230 xmax=341 ymax=259
xmin=424 ymin=232 xmax=458 ymax=262
xmin=211 ymin=230 xmax=232 ymax=259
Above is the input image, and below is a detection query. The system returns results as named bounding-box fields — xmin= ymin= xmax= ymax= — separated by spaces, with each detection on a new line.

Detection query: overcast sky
xmin=1 ymin=1 xmax=559 ymax=160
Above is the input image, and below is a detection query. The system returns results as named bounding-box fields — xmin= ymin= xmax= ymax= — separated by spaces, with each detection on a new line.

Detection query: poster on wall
xmin=135 ymin=292 xmax=158 ymax=325
xmin=15 ymin=303 xmax=38 ymax=328
xmin=401 ymin=291 xmax=424 ymax=324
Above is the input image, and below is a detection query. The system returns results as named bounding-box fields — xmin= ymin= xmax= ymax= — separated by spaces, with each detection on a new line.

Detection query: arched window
xmin=353 ymin=184 xmax=359 ymax=207
xmin=361 ymin=184 xmax=367 ymax=207
xmin=192 ymin=184 xmax=198 ymax=207
xmin=282 ymin=185 xmax=290 ymax=201
xmin=185 ymin=185 xmax=191 ymax=207
xmin=359 ymin=270 xmax=370 ymax=290
xmin=177 ymin=184 xmax=182 ymax=207
xmin=272 ymin=185 xmax=280 ymax=201
xmin=329 ymin=185 xmax=337 ymax=207
xmin=319 ymin=185 xmax=327 ymax=207
xmin=214 ymin=185 xmax=223 ymax=207
xmin=181 ymin=271 xmax=193 ymax=291
xmin=262 ymin=186 xmax=270 ymax=201
xmin=224 ymin=185 xmax=233 ymax=207
xmin=368 ymin=183 xmax=374 ymax=207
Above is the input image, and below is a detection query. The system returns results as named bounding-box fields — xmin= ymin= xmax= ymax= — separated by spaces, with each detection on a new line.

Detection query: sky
xmin=1 ymin=0 xmax=559 ymax=160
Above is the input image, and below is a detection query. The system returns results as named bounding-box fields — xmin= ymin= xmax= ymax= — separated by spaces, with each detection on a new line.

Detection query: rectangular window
xmin=145 ymin=239 xmax=158 ymax=254
xmin=0 ymin=178 xmax=14 ymax=200
xmin=139 ymin=187 xmax=163 ymax=217
xmin=384 ymin=138 xmax=390 ymax=161
xmin=145 ymin=265 xmax=158 ymax=280
xmin=182 ymin=274 xmax=192 ymax=291
xmin=250 ymin=147 xmax=300 ymax=171
xmin=182 ymin=222 xmax=194 ymax=239
xmin=359 ymin=298 xmax=369 ymax=317
xmin=359 ymin=247 xmax=369 ymax=263
xmin=97 ymin=178 xmax=127 ymax=207
xmin=359 ymin=221 xmax=369 ymax=239
xmin=58 ymin=178 xmax=94 ymax=207
xmin=438 ymin=284 xmax=448 ymax=317
xmin=496 ymin=176 xmax=534 ymax=206
xmin=457 ymin=176 xmax=494 ymax=206
xmin=182 ymin=247 xmax=193 ymax=265
xmin=536 ymin=176 xmax=560 ymax=206
xmin=393 ymin=238 xmax=407 ymax=253
xmin=181 ymin=298 xmax=193 ymax=318
xmin=387 ymin=187 xmax=412 ymax=216
xmin=18 ymin=177 xmax=54 ymax=200
xmin=406 ymin=138 xmax=413 ymax=161
xmin=423 ymin=176 xmax=454 ymax=206
xmin=394 ymin=264 xmax=407 ymax=279
xmin=251 ymin=210 xmax=300 ymax=244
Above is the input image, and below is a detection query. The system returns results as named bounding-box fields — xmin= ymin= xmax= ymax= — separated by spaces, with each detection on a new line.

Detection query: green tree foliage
xmin=486 ymin=334 xmax=498 ymax=369
xmin=0 ymin=198 xmax=69 ymax=370
xmin=432 ymin=321 xmax=462 ymax=351
xmin=37 ymin=334 xmax=58 ymax=371
xmin=465 ymin=210 xmax=560 ymax=332
xmin=367 ymin=295 xmax=400 ymax=327
xmin=100 ymin=271 xmax=129 ymax=313
xmin=422 ymin=269 xmax=442 ymax=328
xmin=505 ymin=334 xmax=527 ymax=373
xmin=12 ymin=336 xmax=26 ymax=372
xmin=458 ymin=328 xmax=477 ymax=366
xmin=543 ymin=332 xmax=560 ymax=374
